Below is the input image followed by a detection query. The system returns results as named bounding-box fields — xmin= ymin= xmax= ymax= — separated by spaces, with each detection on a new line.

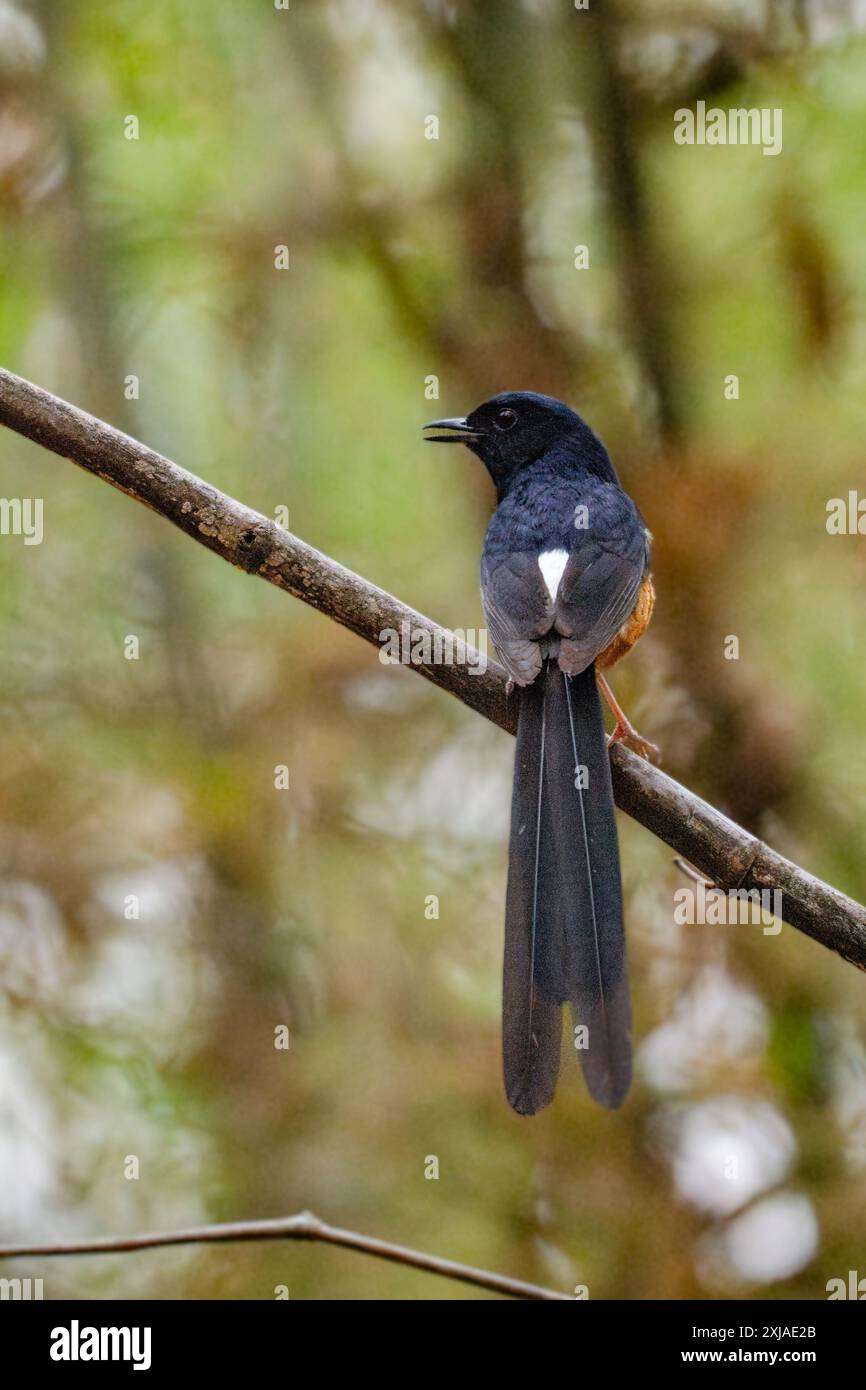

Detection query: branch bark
xmin=1 ymin=366 xmax=865 ymax=971
xmin=0 ymin=1210 xmax=571 ymax=1300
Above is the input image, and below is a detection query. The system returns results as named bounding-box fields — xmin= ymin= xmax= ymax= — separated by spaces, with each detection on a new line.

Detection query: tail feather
xmin=559 ymin=666 xmax=632 ymax=1106
xmin=502 ymin=676 xmax=563 ymax=1115
xmin=503 ymin=661 xmax=631 ymax=1114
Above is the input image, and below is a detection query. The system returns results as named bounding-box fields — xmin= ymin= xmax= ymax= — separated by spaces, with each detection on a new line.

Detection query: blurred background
xmin=1 ymin=0 xmax=866 ymax=1300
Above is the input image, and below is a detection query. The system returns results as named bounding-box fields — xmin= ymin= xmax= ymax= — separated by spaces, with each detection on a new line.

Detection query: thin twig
xmin=0 ymin=366 xmax=865 ymax=971
xmin=0 ymin=1210 xmax=572 ymax=1301
xmin=673 ymin=857 xmax=715 ymax=888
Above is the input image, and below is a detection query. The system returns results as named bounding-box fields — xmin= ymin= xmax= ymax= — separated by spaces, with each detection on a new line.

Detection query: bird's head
xmin=423 ymin=391 xmax=613 ymax=492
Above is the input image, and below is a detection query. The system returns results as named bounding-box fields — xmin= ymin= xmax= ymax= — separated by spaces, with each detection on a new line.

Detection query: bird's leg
xmin=596 ymin=671 xmax=660 ymax=764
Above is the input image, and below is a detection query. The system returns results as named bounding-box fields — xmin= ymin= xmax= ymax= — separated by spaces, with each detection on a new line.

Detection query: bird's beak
xmin=422 ymin=416 xmax=482 ymax=444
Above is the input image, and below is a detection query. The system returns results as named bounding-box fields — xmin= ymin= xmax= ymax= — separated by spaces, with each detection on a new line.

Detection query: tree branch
xmin=0 ymin=1210 xmax=571 ymax=1301
xmin=1 ymin=366 xmax=865 ymax=972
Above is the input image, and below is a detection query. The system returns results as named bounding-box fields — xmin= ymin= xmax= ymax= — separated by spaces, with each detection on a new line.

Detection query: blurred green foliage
xmin=1 ymin=0 xmax=866 ymax=1299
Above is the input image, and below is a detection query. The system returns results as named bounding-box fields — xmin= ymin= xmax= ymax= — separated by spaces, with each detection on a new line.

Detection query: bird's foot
xmin=597 ymin=670 xmax=660 ymax=763
xmin=607 ymin=717 xmax=661 ymax=765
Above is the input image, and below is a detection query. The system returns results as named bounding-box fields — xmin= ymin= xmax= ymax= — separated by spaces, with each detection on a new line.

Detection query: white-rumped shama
xmin=424 ymin=391 xmax=655 ymax=1115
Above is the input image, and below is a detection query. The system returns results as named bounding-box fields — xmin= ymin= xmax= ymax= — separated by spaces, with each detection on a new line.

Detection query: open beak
xmin=422 ymin=416 xmax=482 ymax=444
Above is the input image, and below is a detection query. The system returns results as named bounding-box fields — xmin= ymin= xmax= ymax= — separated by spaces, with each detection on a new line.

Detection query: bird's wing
xmin=481 ymin=551 xmax=553 ymax=686
xmin=554 ymin=525 xmax=649 ymax=673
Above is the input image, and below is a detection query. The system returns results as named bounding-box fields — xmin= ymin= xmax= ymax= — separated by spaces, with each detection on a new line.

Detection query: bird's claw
xmin=607 ymin=719 xmax=661 ymax=765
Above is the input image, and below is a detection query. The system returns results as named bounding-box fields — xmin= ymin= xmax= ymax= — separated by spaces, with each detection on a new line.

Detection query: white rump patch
xmin=538 ymin=549 xmax=568 ymax=602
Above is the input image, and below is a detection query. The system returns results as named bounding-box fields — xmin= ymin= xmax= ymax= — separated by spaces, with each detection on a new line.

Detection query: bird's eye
xmin=493 ymin=408 xmax=518 ymax=431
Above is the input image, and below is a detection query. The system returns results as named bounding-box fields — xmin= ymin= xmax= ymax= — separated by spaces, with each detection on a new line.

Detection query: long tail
xmin=503 ymin=661 xmax=632 ymax=1114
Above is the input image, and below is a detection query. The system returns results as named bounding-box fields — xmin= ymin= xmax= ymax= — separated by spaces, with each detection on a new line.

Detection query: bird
xmin=423 ymin=391 xmax=656 ymax=1115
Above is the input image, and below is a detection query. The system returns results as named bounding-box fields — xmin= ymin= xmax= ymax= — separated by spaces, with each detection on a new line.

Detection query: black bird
xmin=424 ymin=392 xmax=655 ymax=1115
